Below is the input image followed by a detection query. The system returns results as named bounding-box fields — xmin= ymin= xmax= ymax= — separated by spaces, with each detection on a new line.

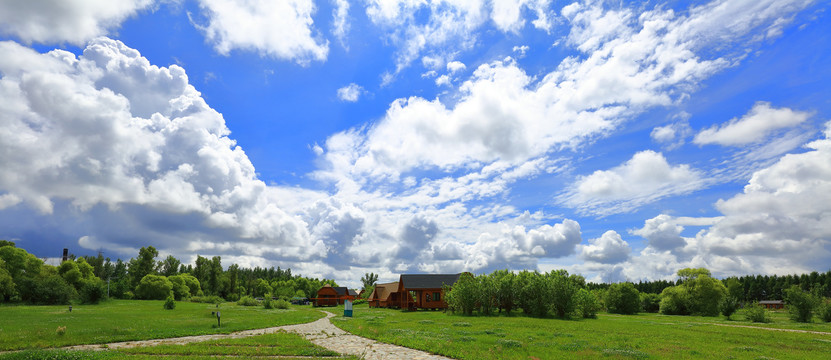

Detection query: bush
xmin=784 ymin=285 xmax=819 ymax=323
xmin=819 ymin=300 xmax=831 ymax=323
xmin=719 ymin=296 xmax=740 ymax=319
xmin=78 ymin=278 xmax=106 ymax=304
xmin=273 ymin=299 xmax=290 ymax=309
xmin=659 ymin=286 xmax=689 ymax=315
xmin=353 ymin=299 xmax=367 ymax=305
xmin=575 ymin=288 xmax=600 ymax=318
xmin=164 ymin=295 xmax=176 ymax=310
xmin=237 ymin=295 xmax=259 ymax=306
xmin=745 ymin=305 xmax=770 ymax=323
xmin=263 ymin=294 xmax=274 ymax=309
xmin=19 ymin=274 xmax=77 ymax=305
xmin=134 ymin=275 xmax=173 ymax=300
xmin=225 ymin=293 xmax=240 ymax=302
xmin=640 ymin=293 xmax=660 ymax=313
xmin=605 ymin=282 xmax=640 ymax=315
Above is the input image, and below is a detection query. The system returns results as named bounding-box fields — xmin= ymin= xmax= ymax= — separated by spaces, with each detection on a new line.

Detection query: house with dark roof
xmin=758 ymin=300 xmax=785 ymax=309
xmin=313 ymin=285 xmax=358 ymax=306
xmin=395 ymin=273 xmax=465 ymax=310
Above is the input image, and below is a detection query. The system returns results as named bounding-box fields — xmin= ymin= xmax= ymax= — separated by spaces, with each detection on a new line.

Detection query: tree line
xmin=445 ymin=267 xmax=831 ymax=323
xmin=0 ymin=240 xmax=337 ymax=305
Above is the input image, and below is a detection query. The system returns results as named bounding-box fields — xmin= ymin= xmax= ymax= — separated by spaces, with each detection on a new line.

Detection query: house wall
xmin=315 ymin=287 xmax=340 ymax=306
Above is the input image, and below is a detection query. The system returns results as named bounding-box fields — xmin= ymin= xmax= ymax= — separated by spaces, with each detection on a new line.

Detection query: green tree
xmin=158 ymin=255 xmax=181 ymax=277
xmin=640 ymin=293 xmax=661 ymax=313
xmin=659 ymin=285 xmax=689 ymax=315
xmin=360 ymin=272 xmax=379 ymax=292
xmin=0 ymin=259 xmax=14 ymax=301
xmin=445 ymin=273 xmax=478 ymax=315
xmin=168 ymin=274 xmax=193 ymax=300
xmin=686 ymin=274 xmax=726 ymax=316
xmin=492 ymin=270 xmax=517 ymax=314
xmin=719 ymin=296 xmax=740 ymax=320
xmin=605 ymin=282 xmax=641 ymax=314
xmin=128 ymin=246 xmax=159 ymax=288
xmin=784 ymin=285 xmax=819 ymax=323
xmin=575 ymin=288 xmax=601 ymax=318
xmin=135 ymin=274 xmax=173 ymax=300
xmin=549 ymin=270 xmax=581 ymax=319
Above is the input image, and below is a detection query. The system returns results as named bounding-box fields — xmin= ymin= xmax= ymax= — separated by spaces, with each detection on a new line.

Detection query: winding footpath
xmin=66 ymin=310 xmax=452 ymax=360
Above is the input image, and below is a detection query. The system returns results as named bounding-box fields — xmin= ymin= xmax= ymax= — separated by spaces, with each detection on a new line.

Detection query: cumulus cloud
xmin=193 ymin=0 xmax=328 ymax=63
xmin=0 ymin=38 xmax=324 ymax=263
xmin=651 ymin=116 xmax=692 ymax=150
xmin=580 ymin=230 xmax=631 ymax=264
xmin=320 ymin=0 xmax=812 ymax=183
xmin=337 ymin=83 xmax=363 ymax=102
xmin=465 ymin=219 xmax=582 ymax=272
xmin=446 ymin=61 xmax=466 ymax=74
xmin=559 ymin=151 xmax=705 ymax=216
xmin=0 ymin=0 xmax=153 ymax=45
xmin=694 ymin=102 xmax=812 ymax=146
xmin=331 ymin=0 xmax=350 ymax=47
xmin=631 ymin=214 xmax=687 ymax=251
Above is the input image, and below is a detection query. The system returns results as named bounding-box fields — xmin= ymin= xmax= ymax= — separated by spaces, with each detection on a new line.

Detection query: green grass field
xmin=0 ymin=300 xmax=323 ymax=351
xmin=331 ymin=305 xmax=831 ymax=359
xmin=0 ymin=332 xmax=359 ymax=360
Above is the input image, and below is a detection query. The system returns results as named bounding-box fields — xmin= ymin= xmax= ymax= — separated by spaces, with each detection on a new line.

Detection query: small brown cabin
xmin=313 ymin=285 xmax=357 ymax=306
xmin=368 ymin=282 xmax=408 ymax=308
xmin=758 ymin=300 xmax=785 ymax=309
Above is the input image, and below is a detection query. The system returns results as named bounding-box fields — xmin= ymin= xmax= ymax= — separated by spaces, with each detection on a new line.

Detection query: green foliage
xmin=0 ymin=259 xmax=14 ymax=301
xmin=18 ymin=274 xmax=77 ymax=305
xmin=127 ymin=246 xmax=158 ymax=288
xmin=189 ymin=295 xmax=223 ymax=304
xmin=605 ymin=282 xmax=640 ymax=315
xmin=640 ymin=293 xmax=660 ymax=313
xmin=784 ymin=285 xmax=819 ymax=323
xmin=134 ymin=274 xmax=173 ymax=300
xmin=477 ymin=274 xmax=497 ymax=315
xmin=273 ymin=299 xmax=291 ymax=309
xmin=518 ymin=271 xmax=550 ymax=317
xmin=158 ymin=255 xmax=181 ymax=277
xmin=686 ymin=274 xmax=726 ymax=316
xmin=677 ymin=268 xmax=711 ymax=283
xmin=0 ymin=349 xmax=117 ymax=360
xmin=445 ymin=273 xmax=479 ymax=315
xmin=719 ymin=296 xmax=740 ymax=319
xmin=549 ymin=270 xmax=581 ymax=319
xmin=492 ymin=270 xmax=517 ymax=314
xmin=819 ymin=299 xmax=831 ymax=322
xmin=237 ymin=295 xmax=259 ymax=306
xmin=78 ymin=277 xmax=106 ymax=304
xmin=725 ymin=277 xmax=743 ymax=300
xmin=163 ymin=295 xmax=176 ymax=310
xmin=575 ymin=288 xmax=601 ymax=318
xmin=361 ymin=272 xmax=379 ymax=293
xmin=263 ymin=293 xmax=274 ymax=309
xmin=659 ymin=286 xmax=689 ymax=315
xmin=745 ymin=305 xmax=771 ymax=323
xmin=353 ymin=298 xmax=367 ymax=305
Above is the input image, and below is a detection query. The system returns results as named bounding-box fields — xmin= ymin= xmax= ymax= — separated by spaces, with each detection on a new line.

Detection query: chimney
xmin=62 ymin=248 xmax=68 ymax=262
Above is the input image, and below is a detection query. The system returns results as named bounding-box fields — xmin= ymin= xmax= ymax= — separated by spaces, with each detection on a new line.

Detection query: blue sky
xmin=1 ymin=0 xmax=830 ymax=287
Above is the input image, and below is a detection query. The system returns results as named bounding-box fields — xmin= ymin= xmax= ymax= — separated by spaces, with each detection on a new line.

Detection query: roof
xmin=369 ymin=282 xmax=399 ymax=301
xmin=348 ymin=289 xmax=358 ymax=296
xmin=333 ymin=287 xmax=350 ymax=296
xmin=399 ymin=273 xmax=463 ymax=289
xmin=758 ymin=300 xmax=784 ymax=304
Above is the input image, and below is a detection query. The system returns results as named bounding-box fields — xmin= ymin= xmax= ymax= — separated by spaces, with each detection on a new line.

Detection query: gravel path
xmin=65 ymin=310 xmax=452 ymax=359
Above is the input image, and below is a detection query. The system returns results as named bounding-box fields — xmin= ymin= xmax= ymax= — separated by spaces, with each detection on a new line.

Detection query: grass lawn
xmin=0 ymin=331 xmax=359 ymax=360
xmin=0 ymin=300 xmax=324 ymax=351
xmin=331 ymin=305 xmax=831 ymax=359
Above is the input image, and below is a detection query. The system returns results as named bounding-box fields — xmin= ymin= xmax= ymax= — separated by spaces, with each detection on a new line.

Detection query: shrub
xmin=273 ymin=299 xmax=290 ymax=309
xmin=19 ymin=274 xmax=77 ymax=305
xmin=640 ymin=293 xmax=661 ymax=313
xmin=164 ymin=295 xmax=176 ymax=310
xmin=353 ymin=299 xmax=367 ymax=305
xmin=237 ymin=295 xmax=259 ymax=306
xmin=78 ymin=278 xmax=106 ymax=304
xmin=659 ymin=286 xmax=689 ymax=315
xmin=784 ymin=285 xmax=819 ymax=323
xmin=263 ymin=294 xmax=274 ymax=309
xmin=605 ymin=282 xmax=640 ymax=315
xmin=575 ymin=288 xmax=600 ymax=318
xmin=134 ymin=275 xmax=173 ymax=300
xmin=745 ymin=305 xmax=770 ymax=323
xmin=719 ymin=296 xmax=740 ymax=320
xmin=819 ymin=299 xmax=831 ymax=323
xmin=225 ymin=293 xmax=240 ymax=302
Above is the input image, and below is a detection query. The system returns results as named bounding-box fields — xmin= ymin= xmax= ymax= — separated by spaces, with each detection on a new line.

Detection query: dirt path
xmin=65 ymin=310 xmax=452 ymax=359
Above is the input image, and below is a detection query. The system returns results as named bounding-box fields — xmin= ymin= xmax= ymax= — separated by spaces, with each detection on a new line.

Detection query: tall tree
xmin=128 ymin=246 xmax=159 ymax=288
xmin=360 ymin=272 xmax=378 ymax=291
xmin=158 ymin=255 xmax=181 ymax=277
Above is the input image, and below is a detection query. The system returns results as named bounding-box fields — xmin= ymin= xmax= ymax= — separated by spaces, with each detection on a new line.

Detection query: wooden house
xmin=758 ymin=300 xmax=785 ymax=309
xmin=396 ymin=273 xmax=464 ymax=310
xmin=313 ymin=285 xmax=357 ymax=306
xmin=368 ymin=282 xmax=408 ymax=308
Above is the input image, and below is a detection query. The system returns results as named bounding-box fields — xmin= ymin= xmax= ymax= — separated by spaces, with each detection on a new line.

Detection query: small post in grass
xmin=68 ymin=305 xmax=72 ymax=312
xmin=216 ymin=311 xmax=221 ymax=327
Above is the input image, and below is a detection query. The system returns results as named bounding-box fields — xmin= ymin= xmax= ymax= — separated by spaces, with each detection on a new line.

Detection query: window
xmin=434 ymin=292 xmax=441 ymax=302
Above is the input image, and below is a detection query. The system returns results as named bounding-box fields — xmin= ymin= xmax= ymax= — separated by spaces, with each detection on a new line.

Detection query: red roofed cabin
xmin=313 ymin=285 xmax=357 ymax=306
xmin=397 ymin=273 xmax=464 ymax=310
xmin=368 ymin=282 xmax=408 ymax=308
xmin=759 ymin=300 xmax=785 ymax=309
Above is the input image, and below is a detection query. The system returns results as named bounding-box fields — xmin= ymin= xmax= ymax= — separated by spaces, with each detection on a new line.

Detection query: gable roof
xmin=333 ymin=287 xmax=350 ymax=296
xmin=369 ymin=282 xmax=399 ymax=301
xmin=399 ymin=273 xmax=463 ymax=289
xmin=348 ymin=289 xmax=358 ymax=296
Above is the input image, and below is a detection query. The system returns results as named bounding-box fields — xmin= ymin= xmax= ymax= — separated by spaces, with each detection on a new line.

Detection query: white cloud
xmin=579 ymin=230 xmax=631 ymax=264
xmin=631 ymin=214 xmax=687 ymax=251
xmin=0 ymin=38 xmax=324 ymax=263
xmin=651 ymin=115 xmax=692 ymax=150
xmin=694 ymin=102 xmax=812 ymax=146
xmin=332 ymin=0 xmax=351 ymax=47
xmin=435 ymin=74 xmax=451 ymax=86
xmin=559 ymin=151 xmax=705 ymax=216
xmin=194 ymin=0 xmax=328 ymax=63
xmin=0 ymin=0 xmax=153 ymax=45
xmin=337 ymin=83 xmax=364 ymax=102
xmin=512 ymin=45 xmax=529 ymax=57
xmin=446 ymin=60 xmax=467 ymax=74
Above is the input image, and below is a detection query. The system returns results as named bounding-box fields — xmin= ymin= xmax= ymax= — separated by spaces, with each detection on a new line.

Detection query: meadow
xmin=0 ymin=300 xmax=323 ymax=350
xmin=331 ymin=305 xmax=831 ymax=359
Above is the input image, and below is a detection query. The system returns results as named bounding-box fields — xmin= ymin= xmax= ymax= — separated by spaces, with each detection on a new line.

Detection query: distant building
xmin=758 ymin=300 xmax=785 ymax=309
xmin=313 ymin=285 xmax=357 ymax=306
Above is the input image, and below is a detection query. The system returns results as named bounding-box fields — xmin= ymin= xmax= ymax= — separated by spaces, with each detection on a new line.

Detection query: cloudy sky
xmin=1 ymin=0 xmax=829 ymax=287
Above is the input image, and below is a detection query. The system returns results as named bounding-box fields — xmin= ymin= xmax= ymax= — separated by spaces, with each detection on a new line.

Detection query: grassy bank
xmin=0 ymin=300 xmax=323 ymax=350
xmin=331 ymin=305 xmax=831 ymax=359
